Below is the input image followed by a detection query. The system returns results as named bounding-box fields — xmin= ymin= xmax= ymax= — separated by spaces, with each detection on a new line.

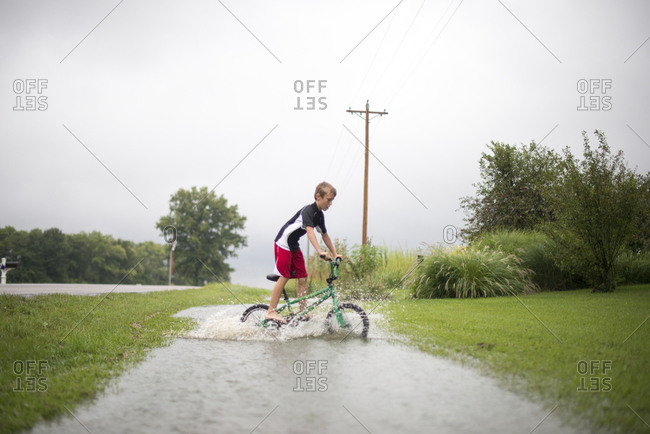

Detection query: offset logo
xmin=577 ymin=79 xmax=612 ymax=111
xmin=443 ymin=225 xmax=458 ymax=244
xmin=13 ymin=79 xmax=48 ymax=111
xmin=163 ymin=225 xmax=177 ymax=244
xmin=577 ymin=360 xmax=612 ymax=392
xmin=293 ymin=360 xmax=328 ymax=392
xmin=294 ymin=80 xmax=327 ymax=110
xmin=13 ymin=360 xmax=48 ymax=392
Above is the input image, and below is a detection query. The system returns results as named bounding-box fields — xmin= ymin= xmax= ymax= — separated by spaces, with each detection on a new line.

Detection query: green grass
xmin=383 ymin=284 xmax=650 ymax=433
xmin=0 ymin=284 xmax=268 ymax=433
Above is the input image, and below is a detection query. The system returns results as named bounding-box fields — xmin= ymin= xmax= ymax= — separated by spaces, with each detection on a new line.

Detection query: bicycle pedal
xmin=265 ymin=319 xmax=287 ymax=328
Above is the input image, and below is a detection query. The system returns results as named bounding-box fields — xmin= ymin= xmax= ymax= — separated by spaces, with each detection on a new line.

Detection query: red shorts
xmin=274 ymin=243 xmax=308 ymax=279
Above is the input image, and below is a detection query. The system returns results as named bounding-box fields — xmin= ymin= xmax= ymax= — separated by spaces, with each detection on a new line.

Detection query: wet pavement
xmin=29 ymin=305 xmax=578 ymax=434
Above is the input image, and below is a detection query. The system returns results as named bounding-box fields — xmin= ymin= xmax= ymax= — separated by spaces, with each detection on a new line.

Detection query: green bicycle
xmin=240 ymin=258 xmax=370 ymax=338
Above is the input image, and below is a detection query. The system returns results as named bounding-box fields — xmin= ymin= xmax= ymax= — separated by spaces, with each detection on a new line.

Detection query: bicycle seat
xmin=266 ymin=274 xmax=280 ymax=282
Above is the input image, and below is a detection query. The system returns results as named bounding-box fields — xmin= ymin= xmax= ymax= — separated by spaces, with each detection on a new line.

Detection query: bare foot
xmin=265 ymin=311 xmax=287 ymax=324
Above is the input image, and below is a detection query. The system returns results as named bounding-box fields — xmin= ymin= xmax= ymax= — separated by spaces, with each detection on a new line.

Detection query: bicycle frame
xmin=259 ymin=258 xmax=348 ymax=328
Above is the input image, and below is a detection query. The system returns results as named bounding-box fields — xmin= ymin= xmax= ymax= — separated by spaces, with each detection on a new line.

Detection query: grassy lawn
xmin=0 ymin=284 xmax=269 ymax=433
xmin=4 ymin=282 xmax=648 ymax=433
xmin=383 ymin=284 xmax=650 ymax=434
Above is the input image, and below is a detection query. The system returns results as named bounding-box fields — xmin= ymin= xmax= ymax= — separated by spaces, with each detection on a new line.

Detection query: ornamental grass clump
xmin=409 ymin=245 xmax=539 ymax=298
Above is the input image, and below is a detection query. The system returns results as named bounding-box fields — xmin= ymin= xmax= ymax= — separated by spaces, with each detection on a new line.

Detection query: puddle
xmin=29 ymin=305 xmax=578 ymax=434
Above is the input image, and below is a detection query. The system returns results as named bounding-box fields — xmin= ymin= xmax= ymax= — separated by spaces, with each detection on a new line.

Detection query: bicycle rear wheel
xmin=241 ymin=304 xmax=269 ymax=325
xmin=325 ymin=303 xmax=369 ymax=338
xmin=240 ymin=304 xmax=286 ymax=329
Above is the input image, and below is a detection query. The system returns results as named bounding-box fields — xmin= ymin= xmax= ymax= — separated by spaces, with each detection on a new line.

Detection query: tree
xmin=133 ymin=241 xmax=168 ymax=284
xmin=156 ymin=187 xmax=247 ymax=285
xmin=544 ymin=131 xmax=646 ymax=292
xmin=41 ymin=228 xmax=71 ymax=282
xmin=628 ymin=173 xmax=650 ymax=253
xmin=460 ymin=141 xmax=562 ymax=240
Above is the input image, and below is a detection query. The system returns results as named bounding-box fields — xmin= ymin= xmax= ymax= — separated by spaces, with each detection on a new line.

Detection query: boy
xmin=266 ymin=181 xmax=342 ymax=323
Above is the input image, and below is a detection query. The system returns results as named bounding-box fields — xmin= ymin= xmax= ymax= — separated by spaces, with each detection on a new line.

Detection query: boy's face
xmin=315 ymin=191 xmax=335 ymax=211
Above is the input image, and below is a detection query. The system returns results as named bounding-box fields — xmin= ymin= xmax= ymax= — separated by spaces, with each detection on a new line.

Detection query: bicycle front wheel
xmin=325 ymin=303 xmax=369 ymax=338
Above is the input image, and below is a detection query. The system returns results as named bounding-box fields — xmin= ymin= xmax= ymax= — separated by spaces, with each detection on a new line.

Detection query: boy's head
xmin=314 ymin=182 xmax=336 ymax=211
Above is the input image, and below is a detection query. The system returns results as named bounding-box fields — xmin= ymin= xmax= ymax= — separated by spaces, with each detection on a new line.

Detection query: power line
xmin=369 ymin=0 xmax=427 ymax=98
xmin=350 ymin=2 xmax=402 ymax=105
xmin=385 ymin=0 xmax=463 ymax=106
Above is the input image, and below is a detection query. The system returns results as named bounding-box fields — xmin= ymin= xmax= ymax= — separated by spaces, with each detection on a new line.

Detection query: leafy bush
xmin=544 ymin=131 xmax=646 ymax=292
xmin=408 ymin=245 xmax=538 ymax=298
xmin=475 ymin=230 xmax=584 ymax=290
xmin=616 ymin=251 xmax=650 ymax=285
xmin=305 ymin=239 xmax=418 ymax=300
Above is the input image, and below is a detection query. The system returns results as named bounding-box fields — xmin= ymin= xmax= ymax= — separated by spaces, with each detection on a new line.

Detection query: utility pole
xmin=346 ymin=100 xmax=388 ymax=245
xmin=168 ymin=240 xmax=176 ymax=286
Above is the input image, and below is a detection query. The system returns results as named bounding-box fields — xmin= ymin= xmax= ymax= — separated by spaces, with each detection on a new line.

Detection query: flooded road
xmin=30 ymin=305 xmax=577 ymax=433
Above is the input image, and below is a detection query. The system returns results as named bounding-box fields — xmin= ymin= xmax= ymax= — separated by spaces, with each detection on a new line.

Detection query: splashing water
xmin=181 ymin=304 xmax=384 ymax=341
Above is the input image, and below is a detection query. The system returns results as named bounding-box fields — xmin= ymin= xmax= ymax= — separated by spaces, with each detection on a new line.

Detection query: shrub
xmin=616 ymin=250 xmax=650 ymax=285
xmin=375 ymin=245 xmax=421 ymax=289
xmin=408 ymin=245 xmax=539 ymax=298
xmin=305 ymin=239 xmax=418 ymax=300
xmin=475 ymin=230 xmax=584 ymax=290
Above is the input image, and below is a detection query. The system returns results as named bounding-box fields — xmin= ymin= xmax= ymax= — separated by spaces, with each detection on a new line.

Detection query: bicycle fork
xmin=330 ymin=288 xmax=348 ymax=328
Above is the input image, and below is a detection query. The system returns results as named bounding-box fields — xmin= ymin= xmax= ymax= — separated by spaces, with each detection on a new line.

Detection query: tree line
xmin=0 ymin=227 xmax=170 ymax=285
xmin=1 ymin=187 xmax=247 ymax=286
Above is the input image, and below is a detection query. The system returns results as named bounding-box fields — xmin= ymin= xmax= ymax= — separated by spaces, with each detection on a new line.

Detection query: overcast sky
xmin=1 ymin=0 xmax=649 ymax=287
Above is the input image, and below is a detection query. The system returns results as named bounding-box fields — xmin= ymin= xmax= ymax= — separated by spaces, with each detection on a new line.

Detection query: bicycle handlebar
xmin=319 ymin=254 xmax=343 ymax=264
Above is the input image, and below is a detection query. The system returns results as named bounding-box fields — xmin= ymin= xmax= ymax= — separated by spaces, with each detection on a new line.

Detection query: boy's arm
xmin=305 ymin=227 xmax=326 ymax=257
xmin=306 ymin=228 xmax=340 ymax=260
xmin=321 ymin=233 xmax=341 ymax=259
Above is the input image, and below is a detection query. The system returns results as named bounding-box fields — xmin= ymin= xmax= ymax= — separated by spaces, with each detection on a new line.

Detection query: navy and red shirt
xmin=275 ymin=202 xmax=326 ymax=252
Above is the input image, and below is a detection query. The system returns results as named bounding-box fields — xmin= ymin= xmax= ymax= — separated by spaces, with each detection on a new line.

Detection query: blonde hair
xmin=315 ymin=182 xmax=337 ymax=199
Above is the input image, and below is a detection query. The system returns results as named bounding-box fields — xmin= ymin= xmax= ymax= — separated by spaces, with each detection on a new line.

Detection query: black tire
xmin=241 ymin=304 xmax=270 ymax=324
xmin=241 ymin=304 xmax=286 ymax=329
xmin=325 ymin=303 xmax=369 ymax=338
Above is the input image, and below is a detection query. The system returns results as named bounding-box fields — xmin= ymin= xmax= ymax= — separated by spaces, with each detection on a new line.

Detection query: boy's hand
xmin=319 ymin=252 xmax=331 ymax=260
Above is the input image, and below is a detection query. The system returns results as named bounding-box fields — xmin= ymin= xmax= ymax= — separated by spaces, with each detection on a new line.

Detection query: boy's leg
xmin=267 ymin=276 xmax=289 ymax=321
xmin=267 ymin=243 xmax=291 ymax=322
xmin=297 ymin=277 xmax=308 ymax=310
